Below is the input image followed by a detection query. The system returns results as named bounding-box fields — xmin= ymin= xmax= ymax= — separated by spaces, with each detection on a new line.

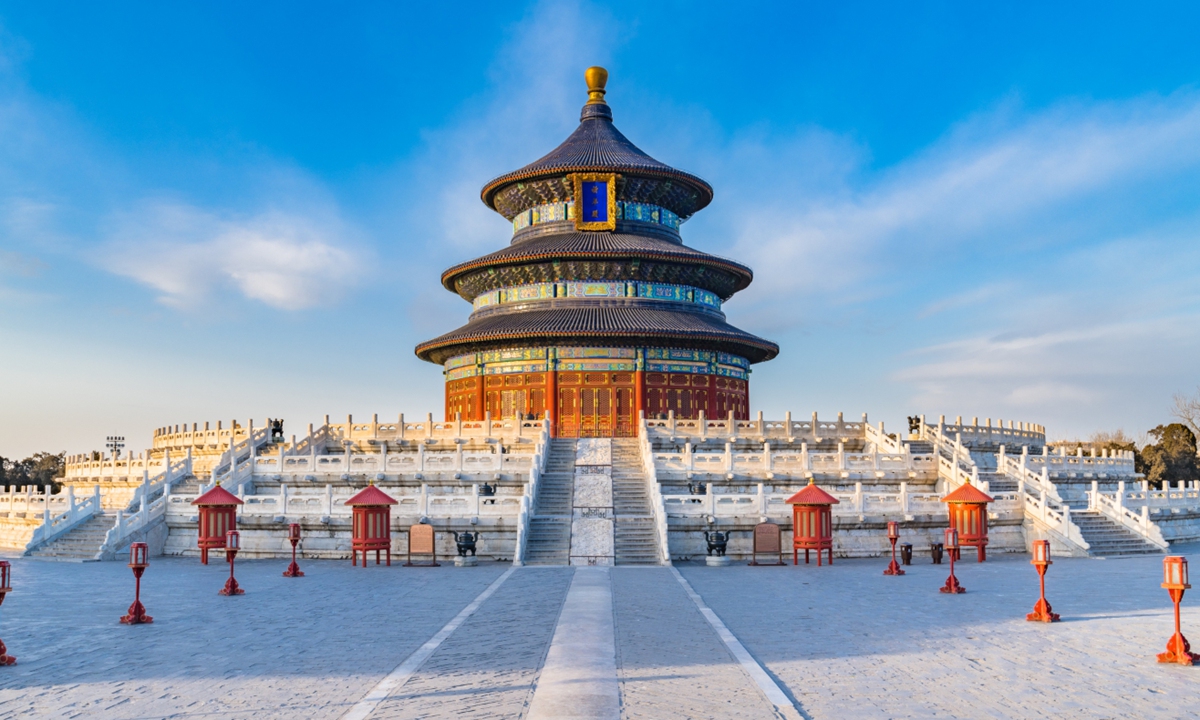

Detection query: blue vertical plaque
xmin=582 ymin=180 xmax=608 ymax=222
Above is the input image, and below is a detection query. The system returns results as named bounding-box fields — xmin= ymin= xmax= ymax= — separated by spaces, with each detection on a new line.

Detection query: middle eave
xmin=441 ymin=231 xmax=754 ymax=301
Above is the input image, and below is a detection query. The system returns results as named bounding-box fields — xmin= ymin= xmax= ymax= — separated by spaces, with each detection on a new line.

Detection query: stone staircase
xmin=27 ymin=513 xmax=113 ymax=561
xmin=980 ymin=471 xmax=1017 ymax=493
xmin=1070 ymin=510 xmax=1165 ymax=556
xmin=907 ymin=440 xmax=934 ymax=455
xmin=524 ymin=439 xmax=575 ymax=566
xmin=611 ymin=439 xmax=660 ymax=565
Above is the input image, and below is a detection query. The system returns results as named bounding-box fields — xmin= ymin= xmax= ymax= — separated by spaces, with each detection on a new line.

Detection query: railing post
xmin=838 ymin=442 xmax=846 ymax=471
xmin=724 ymin=442 xmax=733 ymax=473
xmin=325 ymin=484 xmax=333 ymax=516
xmin=757 ymin=482 xmax=765 ymax=516
xmin=421 ymin=483 xmax=429 ymax=516
xmin=854 ymin=481 xmax=863 ymax=514
xmin=763 ymin=442 xmax=772 ymax=472
xmin=705 ymin=483 xmax=714 ymax=516
xmin=1117 ymin=481 xmax=1125 ymax=511
xmin=900 ymin=481 xmax=909 ymax=515
xmin=280 ymin=483 xmax=289 ymax=517
xmin=1090 ymin=480 xmax=1099 ymax=511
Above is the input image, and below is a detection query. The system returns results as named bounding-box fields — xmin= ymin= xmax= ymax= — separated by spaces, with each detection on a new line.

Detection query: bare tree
xmin=1172 ymin=386 xmax=1200 ymax=440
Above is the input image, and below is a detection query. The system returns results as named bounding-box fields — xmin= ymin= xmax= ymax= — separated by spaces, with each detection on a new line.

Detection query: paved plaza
xmin=0 ymin=548 xmax=1197 ymax=719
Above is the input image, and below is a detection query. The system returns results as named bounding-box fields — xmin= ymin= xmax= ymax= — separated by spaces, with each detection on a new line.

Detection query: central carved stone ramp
xmin=1071 ymin=510 xmax=1165 ymax=556
xmin=525 ymin=439 xmax=577 ymax=566
xmin=611 ymin=439 xmax=660 ymax=565
xmin=27 ymin=513 xmax=113 ymax=561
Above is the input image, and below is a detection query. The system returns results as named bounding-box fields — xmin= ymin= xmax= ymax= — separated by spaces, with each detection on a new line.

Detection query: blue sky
xmin=2 ymin=1 xmax=1200 ymax=457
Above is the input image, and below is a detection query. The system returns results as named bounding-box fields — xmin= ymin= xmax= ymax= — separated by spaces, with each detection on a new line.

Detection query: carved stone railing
xmin=638 ymin=419 xmax=671 ymax=565
xmin=661 ymin=482 xmax=1020 ymax=521
xmin=864 ymin=421 xmax=904 ymax=454
xmin=1086 ymin=481 xmax=1174 ymax=551
xmin=651 ymin=443 xmax=933 ymax=479
xmin=24 ymin=486 xmax=103 ymax=553
xmin=96 ymin=454 xmax=195 ymax=559
xmin=514 ymin=419 xmax=550 ymax=566
xmin=644 ymin=411 xmax=868 ymax=443
xmin=922 ymin=415 xmax=1045 ymax=447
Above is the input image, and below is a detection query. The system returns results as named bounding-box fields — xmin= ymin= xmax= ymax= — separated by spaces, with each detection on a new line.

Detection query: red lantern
xmin=940 ymin=527 xmax=965 ymax=594
xmin=941 ymin=483 xmax=994 ymax=562
xmin=785 ymin=480 xmax=839 ymax=566
xmin=0 ymin=560 xmax=14 ymax=666
xmin=219 ymin=529 xmax=244 ymax=596
xmin=120 ymin=542 xmax=153 ymax=625
xmin=346 ymin=484 xmax=398 ymax=567
xmin=283 ymin=523 xmax=304 ymax=578
xmin=1026 ymin=540 xmax=1059 ymax=622
xmin=884 ymin=520 xmax=904 ymax=576
xmin=1157 ymin=556 xmax=1199 ymax=664
xmin=191 ymin=483 xmax=244 ymax=565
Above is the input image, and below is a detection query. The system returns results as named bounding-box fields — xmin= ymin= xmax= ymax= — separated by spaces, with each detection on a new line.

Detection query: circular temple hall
xmin=415 ymin=67 xmax=778 ymax=437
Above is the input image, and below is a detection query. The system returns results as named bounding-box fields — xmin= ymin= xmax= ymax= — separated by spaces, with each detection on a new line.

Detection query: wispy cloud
xmin=100 ymin=201 xmax=365 ymax=310
xmin=710 ymin=93 xmax=1200 ymax=325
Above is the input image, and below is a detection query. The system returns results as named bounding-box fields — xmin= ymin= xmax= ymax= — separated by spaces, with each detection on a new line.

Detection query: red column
xmin=545 ymin=348 xmax=558 ymax=437
xmin=634 ymin=348 xmax=646 ymax=424
xmin=473 ymin=356 xmax=485 ymax=421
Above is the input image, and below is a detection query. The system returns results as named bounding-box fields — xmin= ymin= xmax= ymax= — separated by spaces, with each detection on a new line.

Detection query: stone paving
xmin=0 ymin=547 xmax=1197 ymax=719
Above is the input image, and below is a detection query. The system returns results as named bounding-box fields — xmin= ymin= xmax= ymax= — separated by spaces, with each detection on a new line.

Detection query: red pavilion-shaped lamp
xmin=786 ymin=480 xmax=839 ymax=566
xmin=192 ymin=483 xmax=244 ymax=565
xmin=0 ymin=560 xmax=14 ymax=666
xmin=346 ymin=483 xmax=398 ymax=567
xmin=1158 ymin=556 xmax=1199 ymax=665
xmin=941 ymin=482 xmax=994 ymax=562
xmin=1026 ymin=539 xmax=1060 ymax=622
xmin=120 ymin=542 xmax=153 ymax=625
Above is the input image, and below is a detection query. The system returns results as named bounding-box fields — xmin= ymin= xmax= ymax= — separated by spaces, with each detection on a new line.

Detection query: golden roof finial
xmin=585 ymin=66 xmax=608 ymax=105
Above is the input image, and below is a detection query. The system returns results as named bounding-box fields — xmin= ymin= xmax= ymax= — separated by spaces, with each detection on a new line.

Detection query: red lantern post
xmin=219 ymin=529 xmax=245 ymax=596
xmin=191 ymin=483 xmax=244 ymax=565
xmin=1157 ymin=556 xmax=1199 ymax=665
xmin=941 ymin=483 xmax=994 ymax=562
xmin=940 ymin=527 xmax=965 ymax=594
xmin=884 ymin=521 xmax=904 ymax=576
xmin=1026 ymin=540 xmax=1060 ymax=622
xmin=785 ymin=480 xmax=839 ymax=566
xmin=283 ymin=523 xmax=304 ymax=577
xmin=0 ymin=561 xmax=14 ymax=666
xmin=345 ymin=484 xmax=398 ymax=567
xmin=120 ymin=542 xmax=153 ymax=625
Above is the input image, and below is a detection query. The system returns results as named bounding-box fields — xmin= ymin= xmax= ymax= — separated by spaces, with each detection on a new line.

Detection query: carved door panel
xmin=501 ymin=390 xmax=527 ymax=420
xmin=580 ymin=388 xmax=597 ymax=437
xmin=595 ymin=387 xmax=613 ymax=437
xmin=615 ymin=387 xmax=634 ymax=437
xmin=558 ymin=388 xmax=578 ymax=438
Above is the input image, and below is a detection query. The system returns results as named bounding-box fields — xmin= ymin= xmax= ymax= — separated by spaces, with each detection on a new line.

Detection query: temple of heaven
xmin=415 ymin=67 xmax=778 ymax=437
